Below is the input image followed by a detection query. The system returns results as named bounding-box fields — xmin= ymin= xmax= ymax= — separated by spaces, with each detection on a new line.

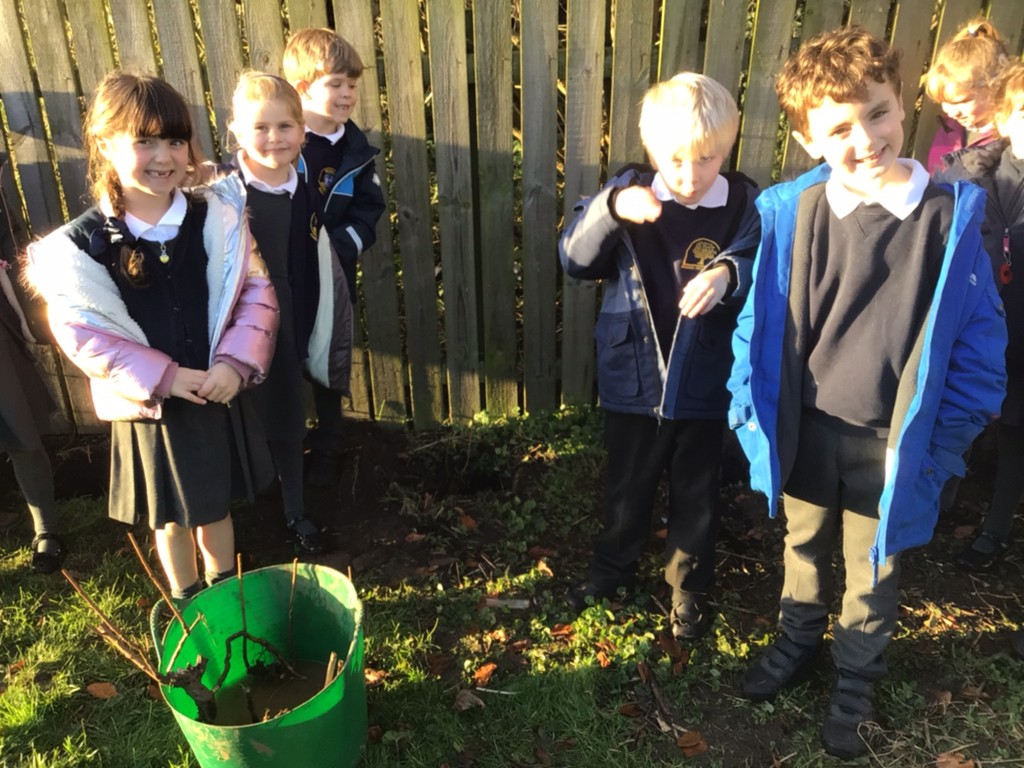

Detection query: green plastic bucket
xmin=155 ymin=563 xmax=366 ymax=767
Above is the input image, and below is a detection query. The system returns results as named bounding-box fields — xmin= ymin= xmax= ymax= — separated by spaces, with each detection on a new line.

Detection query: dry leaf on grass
xmin=146 ymin=683 xmax=161 ymax=700
xmin=550 ymin=623 xmax=574 ymax=639
xmin=364 ymin=667 xmax=388 ymax=685
xmin=935 ymin=750 xmax=976 ymax=768
xmin=473 ymin=662 xmax=498 ymax=686
xmin=596 ymin=650 xmax=612 ymax=668
xmin=86 ymin=682 xmax=118 ymax=699
xmin=677 ymin=730 xmax=708 ymax=757
xmin=952 ymin=524 xmax=977 ymax=540
xmin=619 ymin=702 xmax=644 ymax=717
xmin=959 ymin=683 xmax=989 ymax=703
xmin=404 ymin=532 xmax=426 ymax=543
xmin=453 ymin=688 xmax=486 ymax=711
xmin=930 ymin=689 xmax=953 ymax=710
xmin=534 ymin=746 xmax=551 ymax=765
xmin=535 ymin=560 xmax=554 ymax=577
xmin=459 ymin=514 xmax=477 ymax=531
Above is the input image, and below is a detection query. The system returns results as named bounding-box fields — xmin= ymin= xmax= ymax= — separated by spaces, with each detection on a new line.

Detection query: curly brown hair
xmin=776 ymin=26 xmax=902 ymax=137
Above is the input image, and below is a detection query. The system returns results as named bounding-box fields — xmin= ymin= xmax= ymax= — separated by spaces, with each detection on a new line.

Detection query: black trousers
xmin=589 ymin=411 xmax=723 ymax=599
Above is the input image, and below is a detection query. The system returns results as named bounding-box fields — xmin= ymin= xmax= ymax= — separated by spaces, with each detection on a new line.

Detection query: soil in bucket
xmin=158 ymin=564 xmax=366 ymax=768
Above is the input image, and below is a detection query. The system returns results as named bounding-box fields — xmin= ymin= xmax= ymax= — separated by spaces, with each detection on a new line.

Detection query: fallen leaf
xmin=534 ymin=746 xmax=551 ymax=765
xmin=459 ymin=514 xmax=477 ymax=531
xmin=555 ymin=737 xmax=577 ymax=751
xmin=637 ymin=661 xmax=650 ymax=685
xmin=952 ymin=525 xmax=976 ymax=540
xmin=404 ymin=532 xmax=426 ymax=543
xmin=453 ymin=689 xmax=486 ymax=711
xmin=86 ymin=682 xmax=118 ymax=699
xmin=935 ymin=751 xmax=976 ymax=768
xmin=596 ymin=650 xmax=611 ymax=668
xmin=364 ymin=667 xmax=388 ymax=685
xmin=550 ymin=623 xmax=574 ymax=639
xmin=677 ymin=730 xmax=708 ymax=757
xmin=960 ymin=684 xmax=989 ymax=703
xmin=8 ymin=660 xmax=26 ymax=675
xmin=367 ymin=725 xmax=384 ymax=743
xmin=146 ymin=683 xmax=162 ymax=700
xmin=135 ymin=596 xmax=152 ymax=609
xmin=619 ymin=702 xmax=644 ymax=717
xmin=473 ymin=662 xmax=498 ymax=686
xmin=535 ymin=560 xmax=554 ymax=577
xmin=931 ymin=689 xmax=953 ymax=709
xmin=527 ymin=545 xmax=557 ymax=558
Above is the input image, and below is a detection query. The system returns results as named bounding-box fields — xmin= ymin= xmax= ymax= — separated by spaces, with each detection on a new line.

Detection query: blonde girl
xmin=922 ymin=18 xmax=1010 ymax=173
xmin=226 ymin=71 xmax=331 ymax=554
xmin=25 ymin=71 xmax=279 ymax=600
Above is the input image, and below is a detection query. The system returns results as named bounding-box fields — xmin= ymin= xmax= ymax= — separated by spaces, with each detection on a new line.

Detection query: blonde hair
xmin=228 ymin=71 xmax=304 ymax=150
xmin=283 ymin=28 xmax=364 ymax=85
xmin=776 ymin=26 xmax=901 ymax=137
xmin=994 ymin=59 xmax=1024 ymax=131
xmin=83 ymin=71 xmax=203 ymax=285
xmin=922 ymin=18 xmax=1009 ymax=104
xmin=639 ymin=73 xmax=739 ymax=158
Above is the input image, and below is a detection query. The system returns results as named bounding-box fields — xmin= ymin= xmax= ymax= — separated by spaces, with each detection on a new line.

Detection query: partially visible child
xmin=25 ymin=72 xmax=279 ymax=601
xmin=282 ymin=28 xmax=386 ymax=487
xmin=729 ymin=27 xmax=1006 ymax=759
xmin=226 ymin=71 xmax=330 ymax=554
xmin=922 ymin=18 xmax=1009 ymax=173
xmin=559 ymin=73 xmax=760 ymax=641
xmin=935 ymin=60 xmax=1024 ymax=572
xmin=1 ymin=155 xmax=63 ymax=573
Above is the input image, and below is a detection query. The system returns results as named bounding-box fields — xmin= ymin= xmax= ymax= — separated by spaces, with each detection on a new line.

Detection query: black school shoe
xmin=671 ymin=593 xmax=713 ymax=641
xmin=31 ymin=533 xmax=66 ymax=574
xmin=955 ymin=530 xmax=1010 ymax=572
xmin=288 ymin=515 xmax=330 ymax=555
xmin=741 ymin=634 xmax=822 ymax=702
xmin=567 ymin=577 xmax=635 ymax=612
xmin=821 ymin=672 xmax=875 ymax=760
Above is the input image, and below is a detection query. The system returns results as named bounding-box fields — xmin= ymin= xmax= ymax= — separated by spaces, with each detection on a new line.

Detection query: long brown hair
xmin=83 ymin=71 xmax=204 ymax=285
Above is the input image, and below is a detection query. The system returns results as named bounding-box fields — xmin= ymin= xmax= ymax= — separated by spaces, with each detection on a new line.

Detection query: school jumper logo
xmin=318 ymin=167 xmax=337 ymax=197
xmin=682 ymin=238 xmax=721 ymax=271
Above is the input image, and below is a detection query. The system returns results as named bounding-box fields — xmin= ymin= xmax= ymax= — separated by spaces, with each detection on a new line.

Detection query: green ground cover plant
xmin=1 ymin=407 xmax=1023 ymax=767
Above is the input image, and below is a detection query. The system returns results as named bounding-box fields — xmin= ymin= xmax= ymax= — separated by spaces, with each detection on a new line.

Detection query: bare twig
xmin=212 ymin=631 xmax=304 ymax=693
xmin=288 ymin=557 xmax=299 ymax=652
xmin=127 ymin=532 xmax=189 ymax=635
xmin=166 ymin=614 xmax=204 ymax=670
xmin=324 ymin=651 xmax=338 ymax=689
xmin=61 ymin=569 xmax=161 ymax=683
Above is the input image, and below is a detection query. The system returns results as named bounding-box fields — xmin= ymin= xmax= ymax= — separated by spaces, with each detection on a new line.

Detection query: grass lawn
xmin=2 ymin=407 xmax=1023 ymax=767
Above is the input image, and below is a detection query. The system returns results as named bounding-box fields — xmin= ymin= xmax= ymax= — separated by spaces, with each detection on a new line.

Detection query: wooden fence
xmin=2 ymin=0 xmax=1023 ymax=431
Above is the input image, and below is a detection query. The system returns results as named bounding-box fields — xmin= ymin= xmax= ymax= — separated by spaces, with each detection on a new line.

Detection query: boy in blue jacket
xmin=283 ymin=28 xmax=386 ymax=490
xmin=560 ymin=73 xmax=760 ymax=641
xmin=728 ymin=27 xmax=1006 ymax=759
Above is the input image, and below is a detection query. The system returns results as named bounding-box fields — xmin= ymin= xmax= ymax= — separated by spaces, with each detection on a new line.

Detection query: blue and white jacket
xmin=560 ymin=166 xmax=761 ymax=419
xmin=727 ymin=163 xmax=1007 ymax=569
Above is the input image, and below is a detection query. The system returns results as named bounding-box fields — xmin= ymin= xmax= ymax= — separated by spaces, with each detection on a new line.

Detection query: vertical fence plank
xmin=152 ymin=2 xmax=215 ymax=161
xmin=336 ymin=0 xmax=408 ymax=425
xmin=800 ymin=0 xmax=845 ymax=39
xmin=285 ymin=0 xmax=328 ymax=31
xmin=108 ymin=0 xmax=158 ymax=73
xmin=426 ymin=0 xmax=481 ymax=422
xmin=608 ymin=0 xmax=653 ymax=172
xmin=0 ymin=2 xmax=63 ymax=235
xmin=704 ymin=0 xmax=749 ymax=96
xmin=22 ymin=0 xmax=87 ymax=218
xmin=474 ymin=0 xmax=518 ymax=415
xmin=244 ymin=0 xmax=286 ymax=74
xmin=736 ymin=0 xmax=800 ymax=186
xmin=64 ymin=0 xmax=116 ymax=97
xmin=988 ymin=2 xmax=1024 ymax=56
xmin=780 ymin=0 xmax=846 ymax=179
xmin=658 ymin=0 xmax=703 ymax=79
xmin=380 ymin=0 xmax=444 ymax=427
xmin=560 ymin=0 xmax=605 ymax=405
xmin=519 ymin=0 xmax=558 ymax=413
xmin=890 ymin=0 xmax=940 ymax=162
xmin=196 ymin=0 xmax=245 ymax=156
xmin=847 ymin=0 xmax=892 ymax=37
xmin=911 ymin=0 xmax=986 ymax=162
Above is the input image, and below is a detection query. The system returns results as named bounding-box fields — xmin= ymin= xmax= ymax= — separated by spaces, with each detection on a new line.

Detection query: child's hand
xmin=679 ymin=265 xmax=730 ymax=318
xmin=198 ymin=362 xmax=243 ymax=404
xmin=170 ymin=367 xmax=209 ymax=404
xmin=613 ymin=186 xmax=662 ymax=223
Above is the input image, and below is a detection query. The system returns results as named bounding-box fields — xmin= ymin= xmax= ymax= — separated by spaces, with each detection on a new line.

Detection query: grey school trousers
xmin=779 ymin=412 xmax=901 ymax=681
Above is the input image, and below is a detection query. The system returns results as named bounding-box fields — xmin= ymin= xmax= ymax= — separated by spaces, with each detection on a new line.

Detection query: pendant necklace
xmin=158 ymin=241 xmax=170 ymax=264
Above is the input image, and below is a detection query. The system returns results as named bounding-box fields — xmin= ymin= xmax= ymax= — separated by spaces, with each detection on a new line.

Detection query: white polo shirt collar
xmin=826 ymin=159 xmax=929 ymax=220
xmin=652 ymin=172 xmax=729 ymax=209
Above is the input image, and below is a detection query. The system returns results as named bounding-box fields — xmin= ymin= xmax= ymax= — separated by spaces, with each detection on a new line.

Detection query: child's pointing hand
xmin=612 ymin=185 xmax=663 ymax=223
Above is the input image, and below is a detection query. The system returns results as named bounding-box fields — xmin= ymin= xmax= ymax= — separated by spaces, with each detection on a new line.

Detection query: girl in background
xmin=25 ymin=72 xmax=278 ymax=600
xmin=922 ymin=18 xmax=1010 ymax=174
xmin=1 ymin=152 xmax=62 ymax=573
xmin=226 ymin=71 xmax=330 ymax=554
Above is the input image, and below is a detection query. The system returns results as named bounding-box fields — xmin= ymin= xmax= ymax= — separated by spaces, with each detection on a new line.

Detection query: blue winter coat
xmin=560 ymin=167 xmax=761 ymax=419
xmin=727 ymin=163 xmax=1007 ymax=569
